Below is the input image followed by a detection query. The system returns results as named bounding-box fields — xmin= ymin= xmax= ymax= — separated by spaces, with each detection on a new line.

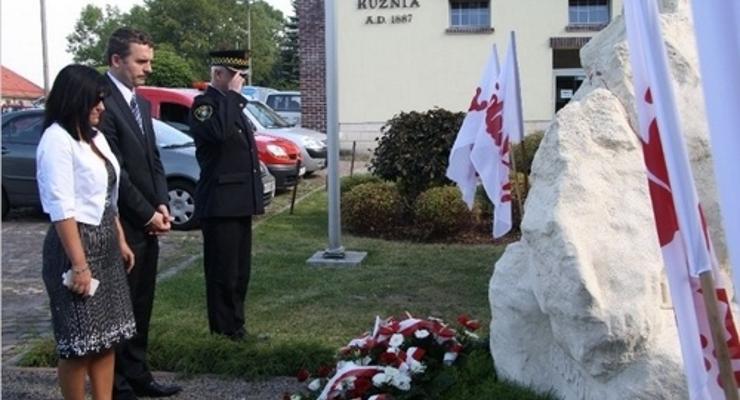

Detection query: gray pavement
xmin=1 ymin=367 xmax=302 ymax=399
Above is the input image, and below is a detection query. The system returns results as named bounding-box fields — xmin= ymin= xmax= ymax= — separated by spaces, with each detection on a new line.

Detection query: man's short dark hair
xmin=105 ymin=28 xmax=154 ymax=66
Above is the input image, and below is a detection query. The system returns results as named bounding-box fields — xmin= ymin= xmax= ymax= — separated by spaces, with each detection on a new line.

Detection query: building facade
xmin=299 ymin=0 xmax=623 ymax=151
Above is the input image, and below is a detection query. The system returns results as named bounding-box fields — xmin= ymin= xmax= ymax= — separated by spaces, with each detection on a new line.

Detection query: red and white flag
xmin=447 ymin=45 xmax=500 ymax=208
xmin=625 ymin=1 xmax=740 ymax=398
xmin=469 ymin=33 xmax=524 ymax=238
xmin=691 ymin=0 xmax=740 ymax=302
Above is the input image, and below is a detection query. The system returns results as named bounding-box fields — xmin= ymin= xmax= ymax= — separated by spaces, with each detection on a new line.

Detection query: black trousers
xmin=201 ymin=216 xmax=252 ymax=335
xmin=114 ymin=235 xmax=159 ymax=396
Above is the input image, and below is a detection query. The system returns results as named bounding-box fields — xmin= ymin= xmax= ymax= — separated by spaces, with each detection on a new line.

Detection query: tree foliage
xmin=66 ymin=5 xmax=127 ymax=66
xmin=248 ymin=1 xmax=285 ymax=86
xmin=271 ymin=0 xmax=299 ymax=89
xmin=66 ymin=0 xmax=286 ymax=85
xmin=146 ymin=45 xmax=196 ymax=88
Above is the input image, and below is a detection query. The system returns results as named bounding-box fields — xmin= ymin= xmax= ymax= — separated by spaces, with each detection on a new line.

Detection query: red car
xmin=136 ymin=86 xmax=303 ymax=189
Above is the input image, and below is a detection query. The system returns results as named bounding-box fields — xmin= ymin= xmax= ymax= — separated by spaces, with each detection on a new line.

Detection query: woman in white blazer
xmin=36 ymin=64 xmax=136 ymax=400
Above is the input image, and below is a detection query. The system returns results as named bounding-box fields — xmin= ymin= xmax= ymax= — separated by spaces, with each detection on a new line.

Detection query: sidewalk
xmin=2 ymin=367 xmax=302 ymax=399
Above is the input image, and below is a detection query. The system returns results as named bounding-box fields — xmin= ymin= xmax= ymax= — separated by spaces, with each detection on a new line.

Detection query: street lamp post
xmin=40 ymin=0 xmax=50 ymax=95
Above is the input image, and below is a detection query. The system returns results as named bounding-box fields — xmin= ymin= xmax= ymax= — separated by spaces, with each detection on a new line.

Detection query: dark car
xmin=1 ymin=109 xmax=276 ymax=230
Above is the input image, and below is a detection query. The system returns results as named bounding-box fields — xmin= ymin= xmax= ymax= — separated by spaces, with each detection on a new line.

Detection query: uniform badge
xmin=194 ymin=104 xmax=213 ymax=121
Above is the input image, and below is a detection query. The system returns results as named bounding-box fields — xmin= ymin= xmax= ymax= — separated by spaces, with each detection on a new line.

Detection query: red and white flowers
xmin=286 ymin=313 xmax=483 ymax=400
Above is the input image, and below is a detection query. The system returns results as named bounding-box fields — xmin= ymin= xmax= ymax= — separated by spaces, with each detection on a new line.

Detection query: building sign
xmin=357 ymin=0 xmax=421 ymax=25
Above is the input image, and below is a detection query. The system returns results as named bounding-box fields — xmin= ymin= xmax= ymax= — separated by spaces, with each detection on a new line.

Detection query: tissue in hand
xmin=61 ymin=270 xmax=100 ymax=296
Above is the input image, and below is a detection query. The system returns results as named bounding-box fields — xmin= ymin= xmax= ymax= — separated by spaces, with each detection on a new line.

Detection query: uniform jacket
xmin=190 ymin=85 xmax=264 ymax=218
xmin=100 ymin=75 xmax=169 ymax=243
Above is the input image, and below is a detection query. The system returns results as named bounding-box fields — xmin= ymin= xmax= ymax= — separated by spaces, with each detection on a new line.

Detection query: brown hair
xmin=105 ymin=27 xmax=154 ymax=66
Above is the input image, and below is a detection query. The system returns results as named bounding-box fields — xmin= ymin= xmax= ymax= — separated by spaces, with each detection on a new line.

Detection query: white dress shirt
xmin=36 ymin=123 xmax=121 ymax=225
xmin=107 ymin=71 xmax=134 ymax=104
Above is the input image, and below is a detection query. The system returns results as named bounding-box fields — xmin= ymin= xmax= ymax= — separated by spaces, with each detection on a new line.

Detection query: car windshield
xmin=153 ymin=119 xmax=194 ymax=148
xmin=246 ymin=101 xmax=291 ymax=129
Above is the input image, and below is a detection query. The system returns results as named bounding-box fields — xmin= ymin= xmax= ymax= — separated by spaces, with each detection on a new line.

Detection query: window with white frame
xmin=568 ymin=0 xmax=610 ymax=26
xmin=449 ymin=0 xmax=491 ymax=29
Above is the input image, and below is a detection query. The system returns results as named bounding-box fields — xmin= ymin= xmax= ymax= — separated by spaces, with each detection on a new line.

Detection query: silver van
xmin=265 ymin=91 xmax=301 ymax=127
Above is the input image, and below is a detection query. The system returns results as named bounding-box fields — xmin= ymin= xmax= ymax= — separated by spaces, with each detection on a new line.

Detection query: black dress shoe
xmin=133 ymin=380 xmax=182 ymax=398
xmin=223 ymin=327 xmax=247 ymax=341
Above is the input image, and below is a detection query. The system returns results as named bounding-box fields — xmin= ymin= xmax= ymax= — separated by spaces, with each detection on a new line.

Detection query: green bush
xmin=340 ymin=173 xmax=383 ymax=195
xmin=342 ymin=182 xmax=403 ymax=236
xmin=147 ymin=45 xmax=196 ymax=88
xmin=511 ymin=131 xmax=544 ymax=176
xmin=474 ymin=185 xmax=493 ymax=221
xmin=414 ymin=186 xmax=472 ymax=240
xmin=369 ymin=108 xmax=465 ymax=203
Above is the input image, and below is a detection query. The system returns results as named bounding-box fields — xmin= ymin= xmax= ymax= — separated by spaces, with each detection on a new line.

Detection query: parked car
xmin=0 ymin=109 xmax=276 ymax=229
xmin=265 ymin=91 xmax=301 ymax=127
xmin=242 ymin=97 xmax=326 ymax=175
xmin=136 ymin=86 xmax=304 ymax=189
xmin=241 ymin=85 xmax=276 ymax=102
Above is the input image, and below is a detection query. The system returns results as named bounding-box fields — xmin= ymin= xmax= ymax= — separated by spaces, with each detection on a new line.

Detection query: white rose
xmin=391 ymin=373 xmax=412 ymax=391
xmin=340 ymin=376 xmax=356 ymax=390
xmin=372 ymin=372 xmax=389 ymax=387
xmin=409 ymin=359 xmax=427 ymax=374
xmin=308 ymin=378 xmax=322 ymax=391
xmin=414 ymin=329 xmax=430 ymax=339
xmin=443 ymin=351 xmax=458 ymax=366
xmin=389 ymin=333 xmax=404 ymax=348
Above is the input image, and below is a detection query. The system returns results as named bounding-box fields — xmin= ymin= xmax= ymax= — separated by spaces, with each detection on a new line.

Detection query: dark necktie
xmin=130 ymin=95 xmax=144 ymax=134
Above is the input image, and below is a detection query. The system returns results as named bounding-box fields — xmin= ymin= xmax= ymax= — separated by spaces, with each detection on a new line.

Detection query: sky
xmin=0 ymin=0 xmax=294 ymax=88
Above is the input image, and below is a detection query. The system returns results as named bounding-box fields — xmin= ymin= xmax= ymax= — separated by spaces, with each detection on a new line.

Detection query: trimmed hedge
xmin=341 ymin=182 xmax=403 ymax=237
xmin=340 ymin=173 xmax=383 ymax=195
xmin=414 ymin=186 xmax=472 ymax=240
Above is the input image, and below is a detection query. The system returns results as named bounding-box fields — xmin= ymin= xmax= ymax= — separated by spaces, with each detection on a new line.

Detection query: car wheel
xmin=167 ymin=179 xmax=198 ymax=231
xmin=1 ymin=188 xmax=8 ymax=220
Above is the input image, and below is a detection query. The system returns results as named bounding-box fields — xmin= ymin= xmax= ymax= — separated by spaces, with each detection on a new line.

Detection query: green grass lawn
xmin=20 ymin=188 xmax=555 ymax=399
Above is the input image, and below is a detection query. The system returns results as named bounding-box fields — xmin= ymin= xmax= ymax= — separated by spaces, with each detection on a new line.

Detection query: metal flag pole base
xmin=306 ymin=249 xmax=367 ymax=267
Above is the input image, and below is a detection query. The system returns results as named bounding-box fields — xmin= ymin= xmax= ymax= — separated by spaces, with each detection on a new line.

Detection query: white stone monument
xmin=488 ymin=1 xmax=730 ymax=399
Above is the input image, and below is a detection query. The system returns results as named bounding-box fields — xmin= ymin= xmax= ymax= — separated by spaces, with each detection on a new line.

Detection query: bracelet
xmin=72 ymin=265 xmax=89 ymax=274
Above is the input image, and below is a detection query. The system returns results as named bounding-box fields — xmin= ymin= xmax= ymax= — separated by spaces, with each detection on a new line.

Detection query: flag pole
xmin=699 ymin=272 xmax=740 ymax=400
xmin=508 ymin=31 xmax=525 ymax=220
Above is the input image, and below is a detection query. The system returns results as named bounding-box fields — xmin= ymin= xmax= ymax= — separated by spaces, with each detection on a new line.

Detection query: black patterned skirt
xmin=41 ymin=204 xmax=136 ymax=359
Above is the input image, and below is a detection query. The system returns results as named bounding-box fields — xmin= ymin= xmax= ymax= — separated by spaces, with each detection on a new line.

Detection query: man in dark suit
xmin=189 ymin=50 xmax=264 ymax=340
xmin=100 ymin=28 xmax=182 ymax=399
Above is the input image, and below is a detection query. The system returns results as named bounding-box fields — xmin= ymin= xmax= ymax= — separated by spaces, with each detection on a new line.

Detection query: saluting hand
xmin=228 ymin=72 xmax=245 ymax=93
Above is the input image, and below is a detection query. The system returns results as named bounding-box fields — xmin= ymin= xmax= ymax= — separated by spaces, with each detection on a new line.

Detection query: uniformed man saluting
xmin=190 ymin=50 xmax=264 ymax=340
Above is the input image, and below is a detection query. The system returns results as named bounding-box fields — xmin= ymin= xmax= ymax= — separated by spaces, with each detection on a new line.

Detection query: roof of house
xmin=2 ymin=66 xmax=44 ymax=100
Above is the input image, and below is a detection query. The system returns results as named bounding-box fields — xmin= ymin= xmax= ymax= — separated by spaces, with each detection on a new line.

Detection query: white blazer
xmin=36 ymin=123 xmax=121 ymax=225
